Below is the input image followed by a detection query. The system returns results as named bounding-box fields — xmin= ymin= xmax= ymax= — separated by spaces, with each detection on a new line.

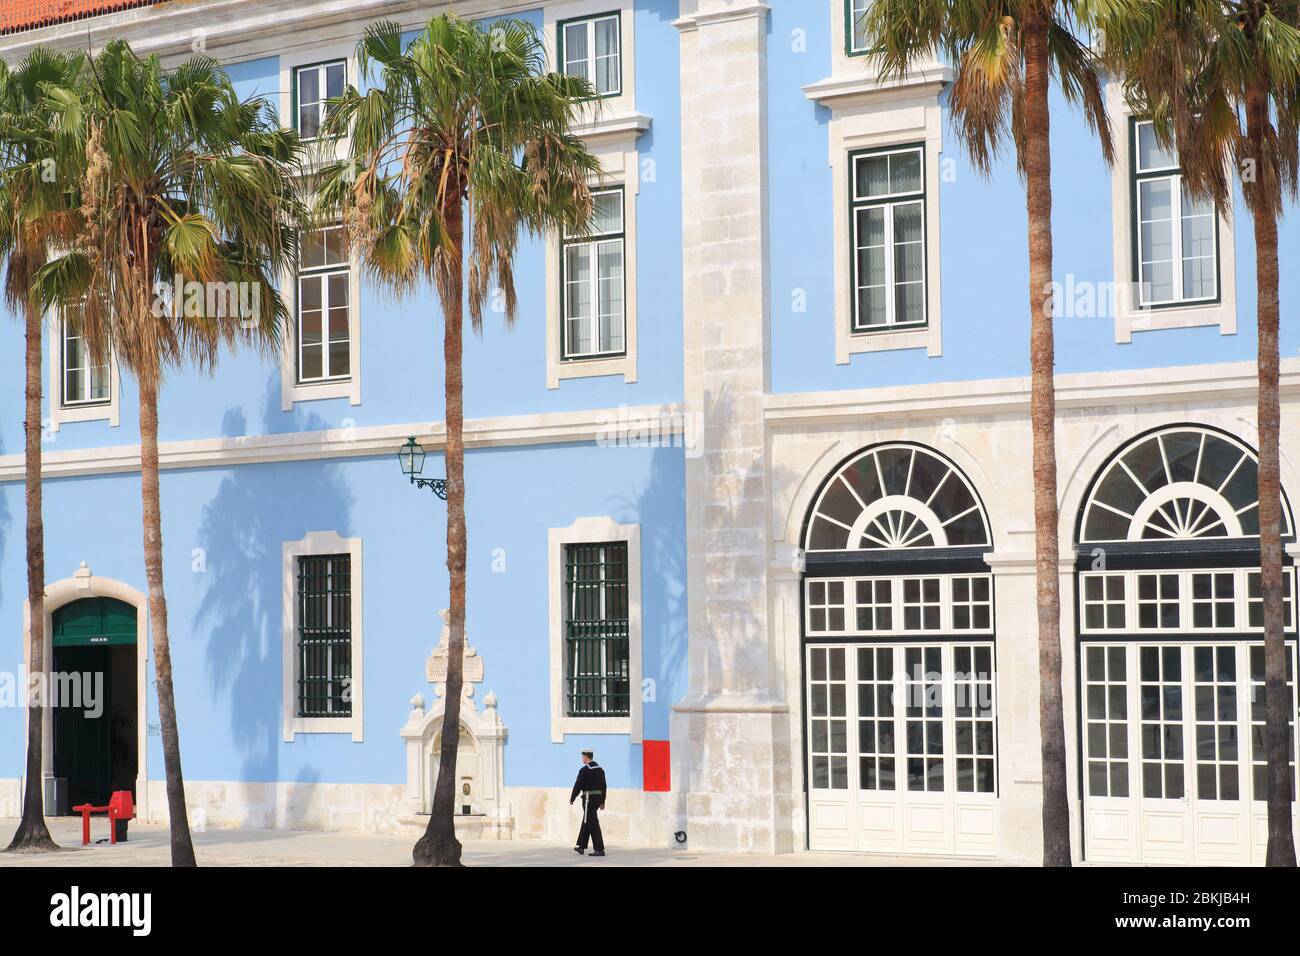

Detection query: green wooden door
xmin=52 ymin=598 xmax=137 ymax=810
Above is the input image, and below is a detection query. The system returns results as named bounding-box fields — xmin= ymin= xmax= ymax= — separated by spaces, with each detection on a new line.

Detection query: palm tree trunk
xmin=1023 ymin=3 xmax=1070 ymax=867
xmin=7 ymin=295 xmax=57 ymax=853
xmin=138 ymin=374 xmax=197 ymax=867
xmin=1246 ymin=82 xmax=1297 ymax=868
xmin=414 ymin=195 xmax=467 ymax=868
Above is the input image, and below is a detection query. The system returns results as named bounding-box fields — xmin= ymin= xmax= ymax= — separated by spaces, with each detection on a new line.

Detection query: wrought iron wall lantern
xmin=398 ymin=436 xmax=448 ymax=500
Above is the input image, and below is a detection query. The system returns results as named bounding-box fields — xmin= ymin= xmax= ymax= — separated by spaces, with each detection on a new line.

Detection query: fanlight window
xmin=1081 ymin=426 xmax=1294 ymax=543
xmin=805 ymin=444 xmax=990 ymax=552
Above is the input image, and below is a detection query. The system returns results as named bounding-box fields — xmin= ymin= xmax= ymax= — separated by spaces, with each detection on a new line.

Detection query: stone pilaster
xmin=672 ymin=0 xmax=793 ymax=853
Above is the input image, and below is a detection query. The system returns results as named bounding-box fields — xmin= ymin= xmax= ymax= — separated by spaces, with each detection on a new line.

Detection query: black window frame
xmin=296 ymin=553 xmax=353 ymax=719
xmin=557 ymin=11 xmax=623 ymax=99
xmin=560 ymin=185 xmax=628 ymax=362
xmin=293 ymin=59 xmax=347 ymax=142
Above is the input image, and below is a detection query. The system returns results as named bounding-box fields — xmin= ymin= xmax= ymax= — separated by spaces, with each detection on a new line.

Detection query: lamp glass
xmin=399 ymin=437 xmax=426 ymax=478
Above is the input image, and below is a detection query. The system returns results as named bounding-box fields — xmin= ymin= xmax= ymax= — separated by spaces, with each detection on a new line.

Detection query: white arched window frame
xmin=1080 ymin=426 xmax=1294 ymax=544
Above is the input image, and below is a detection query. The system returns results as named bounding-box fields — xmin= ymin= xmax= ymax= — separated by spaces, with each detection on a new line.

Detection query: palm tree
xmin=861 ymin=0 xmax=1113 ymax=865
xmin=317 ymin=14 xmax=600 ymax=866
xmin=37 ymin=39 xmax=305 ymax=866
xmin=1094 ymin=0 xmax=1300 ymax=867
xmin=0 ymin=47 xmax=84 ymax=854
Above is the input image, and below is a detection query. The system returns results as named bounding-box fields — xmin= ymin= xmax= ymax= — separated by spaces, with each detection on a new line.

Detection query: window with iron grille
xmin=564 ymin=542 xmax=630 ymax=717
xmin=296 ymin=554 xmax=352 ymax=718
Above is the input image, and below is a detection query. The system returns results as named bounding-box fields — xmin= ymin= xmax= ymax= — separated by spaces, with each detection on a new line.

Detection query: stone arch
xmin=23 ymin=562 xmax=149 ymax=818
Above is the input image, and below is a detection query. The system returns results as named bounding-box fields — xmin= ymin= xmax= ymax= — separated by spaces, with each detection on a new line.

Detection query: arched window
xmin=1075 ymin=425 xmax=1298 ymax=866
xmin=1080 ymin=426 xmax=1293 ymax=543
xmin=804 ymin=443 xmax=991 ymax=552
xmin=800 ymin=443 xmax=996 ymax=857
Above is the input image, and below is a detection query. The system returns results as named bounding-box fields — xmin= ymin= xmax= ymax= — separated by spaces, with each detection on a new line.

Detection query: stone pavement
xmin=0 ymin=817 xmax=999 ymax=866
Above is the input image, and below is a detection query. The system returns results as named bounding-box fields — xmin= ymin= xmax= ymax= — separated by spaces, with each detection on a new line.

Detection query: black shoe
xmin=574 ymin=846 xmax=585 ymax=855
xmin=590 ymin=851 xmax=606 ymax=857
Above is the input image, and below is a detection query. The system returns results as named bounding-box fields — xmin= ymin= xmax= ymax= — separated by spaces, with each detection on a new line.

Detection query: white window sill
xmin=550 ymin=354 xmax=637 ymax=388
xmin=1115 ymin=301 xmax=1236 ymax=343
xmin=553 ymin=715 xmax=632 ymax=738
xmin=839 ymin=323 xmax=942 ymax=363
xmin=285 ymin=716 xmax=362 ymax=741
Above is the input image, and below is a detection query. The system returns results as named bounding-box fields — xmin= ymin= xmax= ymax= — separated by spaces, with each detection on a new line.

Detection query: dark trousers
xmin=577 ymin=796 xmax=604 ymax=852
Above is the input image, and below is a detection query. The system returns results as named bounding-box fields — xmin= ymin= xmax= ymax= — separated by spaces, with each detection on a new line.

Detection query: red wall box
xmin=642 ymin=740 xmax=670 ymax=792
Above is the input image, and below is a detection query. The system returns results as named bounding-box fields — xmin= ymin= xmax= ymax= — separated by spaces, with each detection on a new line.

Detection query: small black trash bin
xmin=114 ymin=818 xmax=128 ymax=843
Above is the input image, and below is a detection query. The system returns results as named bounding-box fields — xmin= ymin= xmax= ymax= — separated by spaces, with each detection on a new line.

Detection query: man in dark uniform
xmin=569 ymin=748 xmax=606 ymax=857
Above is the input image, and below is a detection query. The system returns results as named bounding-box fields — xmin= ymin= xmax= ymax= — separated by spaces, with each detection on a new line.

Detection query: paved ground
xmin=0 ymin=817 xmax=996 ymax=866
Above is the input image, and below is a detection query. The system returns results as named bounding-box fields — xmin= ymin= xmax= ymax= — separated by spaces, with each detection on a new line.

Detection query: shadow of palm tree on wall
xmin=191 ymin=376 xmax=354 ymax=811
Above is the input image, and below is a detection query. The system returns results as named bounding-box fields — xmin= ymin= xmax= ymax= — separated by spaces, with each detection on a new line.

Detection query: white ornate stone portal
xmin=400 ymin=610 xmax=511 ymax=838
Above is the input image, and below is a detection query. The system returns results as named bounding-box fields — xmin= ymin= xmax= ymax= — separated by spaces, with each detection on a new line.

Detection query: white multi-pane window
xmin=1079 ymin=567 xmax=1298 ymax=634
xmin=846 ymin=0 xmax=872 ymax=54
xmin=807 ymin=574 xmax=994 ymax=636
xmin=1138 ymin=645 xmax=1186 ymax=800
xmin=953 ymin=645 xmax=996 ymax=794
xmin=1084 ymin=644 xmax=1131 ymax=798
xmin=1249 ymin=644 xmax=1296 ymax=800
xmin=561 ymin=13 xmax=621 ymax=97
xmin=61 ymin=309 xmax=110 ymax=407
xmin=808 ymin=645 xmax=850 ymax=790
xmin=562 ymin=187 xmax=625 ymax=360
xmin=295 ymin=61 xmax=346 ymax=140
xmin=297 ymin=225 xmax=350 ymax=383
xmin=851 ymin=145 xmax=927 ymax=331
xmin=1078 ymin=426 xmax=1300 ymax=865
xmin=1132 ymin=119 xmax=1218 ymax=307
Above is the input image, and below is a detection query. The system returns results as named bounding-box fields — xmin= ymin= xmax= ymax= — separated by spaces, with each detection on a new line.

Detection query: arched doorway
xmin=1076 ymin=425 xmax=1298 ymax=864
xmin=26 ymin=564 xmax=149 ymax=819
xmin=801 ymin=442 xmax=997 ymax=854
xmin=51 ymin=597 xmax=138 ymax=810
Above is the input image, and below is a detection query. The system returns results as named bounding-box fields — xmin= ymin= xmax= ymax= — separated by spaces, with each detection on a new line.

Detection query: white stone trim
xmin=23 ymin=564 xmax=150 ymax=821
xmin=547 ymin=516 xmax=643 ymax=742
xmin=0 ymin=401 xmax=685 ymax=481
xmin=1105 ymin=84 xmax=1237 ymax=343
xmin=45 ymin=310 xmax=121 ymax=434
xmin=546 ymin=138 xmax=641 ymax=388
xmin=808 ymin=79 xmax=946 ymax=363
xmin=281 ymin=531 xmax=364 ymax=742
xmin=545 ymin=0 xmax=638 ymax=113
xmin=765 ymin=357 xmax=1300 ymax=423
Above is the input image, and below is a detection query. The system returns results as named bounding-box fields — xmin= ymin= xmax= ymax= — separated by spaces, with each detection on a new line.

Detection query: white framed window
xmin=1079 ymin=567 xmax=1298 ymax=635
xmin=562 ymin=187 xmax=626 ymax=360
xmin=546 ymin=141 xmax=639 ymax=388
xmin=61 ymin=310 xmax=110 ymax=407
xmin=295 ymin=60 xmax=346 ymax=141
xmin=282 ymin=531 xmax=364 ymax=742
xmin=297 ymin=225 xmax=351 ymax=384
xmin=851 ymin=145 xmax=927 ymax=332
xmin=560 ymin=12 xmax=621 ymax=97
xmin=47 ymin=305 xmax=119 ymax=432
xmin=1132 ymin=120 xmax=1219 ymax=308
xmin=805 ymin=573 xmax=995 ymax=637
xmin=548 ymin=516 xmax=642 ymax=742
xmin=1106 ymin=86 xmax=1236 ymax=342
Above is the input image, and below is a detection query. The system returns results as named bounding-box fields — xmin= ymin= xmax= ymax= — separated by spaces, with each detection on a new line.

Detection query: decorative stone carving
xmin=401 ymin=611 xmax=511 ymax=838
xmin=425 ymin=608 xmax=484 ymax=698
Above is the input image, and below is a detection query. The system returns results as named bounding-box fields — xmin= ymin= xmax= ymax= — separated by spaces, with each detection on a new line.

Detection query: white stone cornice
xmin=803 ymin=65 xmax=953 ymax=109
xmin=572 ymin=110 xmax=652 ymax=145
xmin=673 ymin=1 xmax=770 ymax=32
xmin=764 ymin=359 xmax=1300 ymax=427
xmin=0 ymin=0 xmax=542 ymax=65
xmin=0 ymin=402 xmax=684 ymax=481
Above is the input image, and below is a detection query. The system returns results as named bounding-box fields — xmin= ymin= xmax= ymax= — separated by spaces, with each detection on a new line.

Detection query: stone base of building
xmin=0 ymin=778 xmax=684 ymax=848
